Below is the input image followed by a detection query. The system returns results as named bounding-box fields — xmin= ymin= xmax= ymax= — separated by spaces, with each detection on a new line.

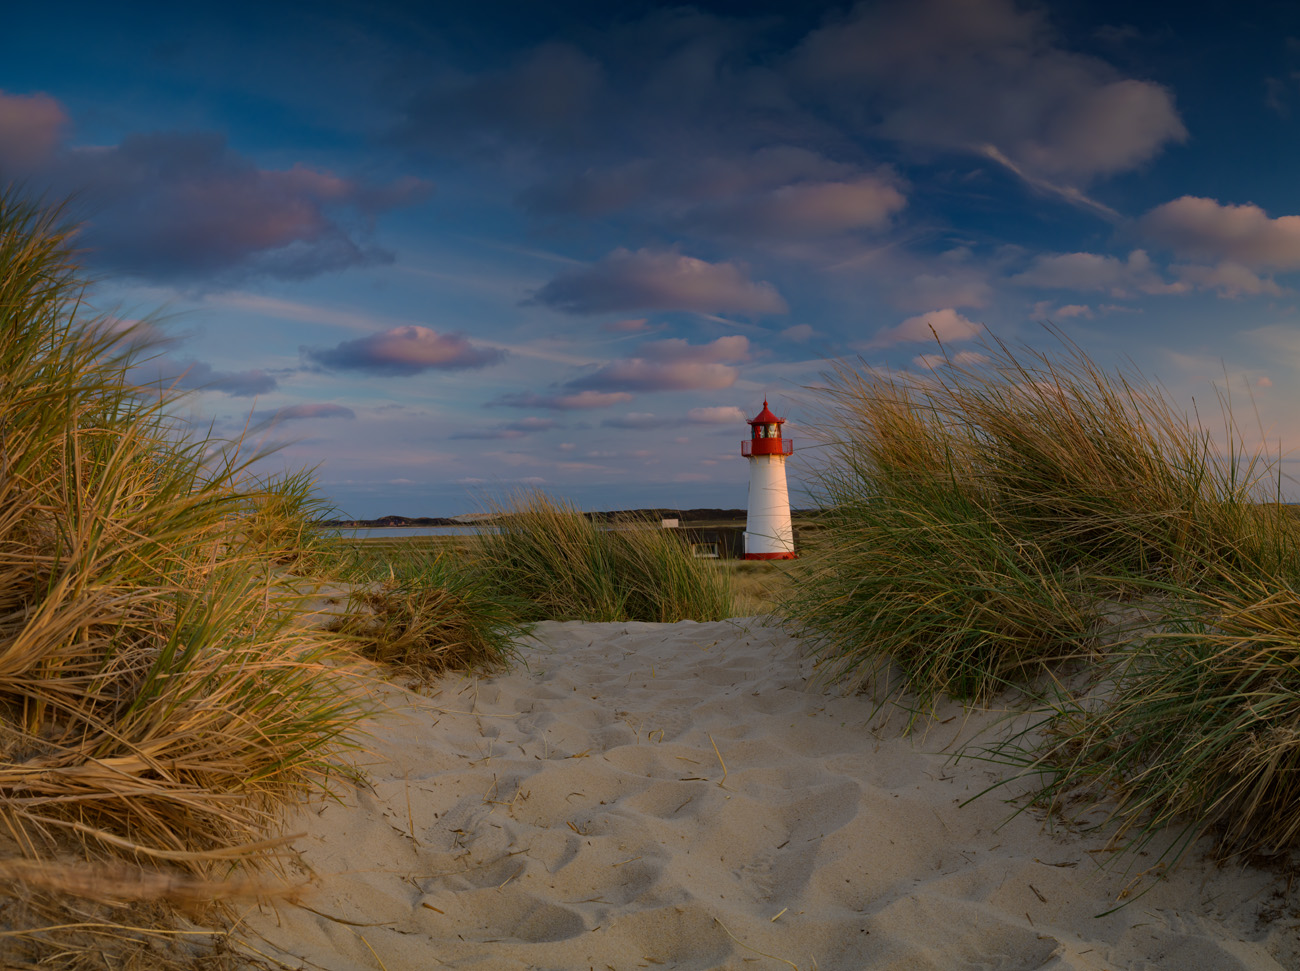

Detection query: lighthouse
xmin=741 ymin=399 xmax=796 ymax=559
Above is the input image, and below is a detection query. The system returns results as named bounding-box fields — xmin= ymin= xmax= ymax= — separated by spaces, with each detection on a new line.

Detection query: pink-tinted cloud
xmin=1010 ymin=250 xmax=1182 ymax=296
xmin=532 ymin=248 xmax=788 ymax=316
xmin=789 ymin=0 xmax=1185 ymax=184
xmin=600 ymin=318 xmax=651 ymax=333
xmin=571 ymin=359 xmax=739 ymax=392
xmin=170 ymin=359 xmax=278 ymax=396
xmin=1139 ymin=196 xmax=1300 ymax=269
xmin=781 ymin=324 xmax=816 ymax=342
xmin=0 ymin=90 xmax=65 ymax=170
xmin=913 ymin=350 xmax=993 ymax=370
xmin=305 ymin=326 xmax=504 ymax=375
xmin=638 ymin=335 xmax=750 ymax=364
xmin=128 ymin=354 xmax=277 ymax=397
xmin=524 ymin=146 xmax=857 ymax=219
xmin=866 ymin=308 xmax=982 ymax=347
xmin=255 ymin=403 xmax=356 ymax=423
xmin=451 ymin=417 xmax=558 ymax=440
xmin=0 ymin=99 xmax=432 ymax=283
xmin=1031 ymin=302 xmax=1094 ymax=320
xmin=569 ymin=336 xmax=750 ymax=392
xmin=687 ymin=174 xmax=906 ymax=238
xmin=489 ymin=390 xmax=634 ymax=410
xmin=1170 ymin=262 xmax=1283 ymax=298
xmin=687 ymin=406 xmax=748 ymax=424
xmin=601 ymin=413 xmax=660 ymax=429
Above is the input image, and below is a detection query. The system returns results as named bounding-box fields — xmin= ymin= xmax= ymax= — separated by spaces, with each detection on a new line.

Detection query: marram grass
xmin=786 ymin=330 xmax=1300 ymax=860
xmin=327 ymin=542 xmax=528 ymax=683
xmin=471 ymin=490 xmax=735 ymax=623
xmin=0 ymin=190 xmax=373 ymax=964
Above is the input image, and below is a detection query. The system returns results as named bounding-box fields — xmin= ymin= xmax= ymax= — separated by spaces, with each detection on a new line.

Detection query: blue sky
xmin=6 ymin=0 xmax=1300 ymax=517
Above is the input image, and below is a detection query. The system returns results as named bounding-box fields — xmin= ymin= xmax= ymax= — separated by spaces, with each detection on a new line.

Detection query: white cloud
xmin=688 ymin=174 xmax=906 ymax=238
xmin=687 ymin=406 xmax=748 ymax=424
xmin=866 ymin=308 xmax=982 ymax=347
xmin=1170 ymin=262 xmax=1284 ymax=297
xmin=913 ymin=350 xmax=993 ymax=370
xmin=1010 ymin=249 xmax=1183 ymax=297
xmin=1140 ymin=196 xmax=1300 ymax=270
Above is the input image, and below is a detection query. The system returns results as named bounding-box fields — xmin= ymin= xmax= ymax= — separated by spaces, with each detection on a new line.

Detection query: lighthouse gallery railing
xmin=741 ymin=440 xmax=793 ymax=457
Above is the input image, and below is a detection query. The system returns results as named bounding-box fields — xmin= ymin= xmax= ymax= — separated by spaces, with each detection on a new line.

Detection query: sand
xmin=238 ymin=617 xmax=1300 ymax=970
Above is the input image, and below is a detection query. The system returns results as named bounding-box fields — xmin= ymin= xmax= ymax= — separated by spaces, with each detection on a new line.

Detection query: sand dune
xmin=239 ymin=618 xmax=1300 ymax=970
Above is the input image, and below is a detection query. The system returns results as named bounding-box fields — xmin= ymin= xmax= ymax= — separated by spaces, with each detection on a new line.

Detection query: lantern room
xmin=741 ymin=399 xmax=793 ymax=457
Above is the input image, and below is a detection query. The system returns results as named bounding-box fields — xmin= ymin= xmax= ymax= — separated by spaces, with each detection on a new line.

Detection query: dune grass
xmin=325 ymin=540 xmax=527 ymax=684
xmin=0 ymin=191 xmax=375 ymax=964
xmin=784 ymin=331 xmax=1300 ymax=859
xmin=470 ymin=491 xmax=735 ymax=623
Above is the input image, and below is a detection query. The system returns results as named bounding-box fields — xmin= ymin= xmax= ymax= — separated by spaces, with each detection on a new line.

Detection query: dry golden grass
xmin=0 ymin=190 xmax=372 ymax=966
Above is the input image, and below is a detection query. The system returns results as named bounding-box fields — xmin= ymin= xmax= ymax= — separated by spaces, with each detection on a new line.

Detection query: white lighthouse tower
xmin=742 ymin=399 xmax=796 ymax=559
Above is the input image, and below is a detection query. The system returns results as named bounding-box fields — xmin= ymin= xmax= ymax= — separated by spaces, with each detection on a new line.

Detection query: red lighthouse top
xmin=742 ymin=399 xmax=793 ymax=457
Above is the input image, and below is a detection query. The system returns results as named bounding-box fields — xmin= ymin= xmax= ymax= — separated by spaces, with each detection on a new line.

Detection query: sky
xmin=5 ymin=0 xmax=1300 ymax=517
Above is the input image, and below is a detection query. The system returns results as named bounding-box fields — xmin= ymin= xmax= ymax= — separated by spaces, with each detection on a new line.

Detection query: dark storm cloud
xmin=303 ymin=326 xmax=505 ymax=375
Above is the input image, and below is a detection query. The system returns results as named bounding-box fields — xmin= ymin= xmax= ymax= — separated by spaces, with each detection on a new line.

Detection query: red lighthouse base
xmin=743 ymin=551 xmax=798 ymax=560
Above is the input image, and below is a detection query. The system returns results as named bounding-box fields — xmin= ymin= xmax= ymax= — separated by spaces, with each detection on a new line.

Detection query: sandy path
xmin=238 ymin=618 xmax=1300 ymax=970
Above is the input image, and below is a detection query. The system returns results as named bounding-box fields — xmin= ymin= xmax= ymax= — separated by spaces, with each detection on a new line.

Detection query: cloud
xmin=532 ymin=248 xmax=788 ymax=316
xmin=489 ymin=390 xmax=634 ymax=410
xmin=638 ymin=335 xmax=750 ymax=363
xmin=1010 ymin=250 xmax=1182 ymax=296
xmin=304 ymin=326 xmax=505 ymax=375
xmin=781 ymin=324 xmax=816 ymax=342
xmin=570 ymin=360 xmax=740 ymax=392
xmin=686 ymin=174 xmax=906 ymax=238
xmin=0 ymin=101 xmax=432 ymax=284
xmin=568 ymin=336 xmax=750 ymax=392
xmin=601 ymin=413 xmax=660 ymax=429
xmin=255 ymin=403 xmax=356 ymax=423
xmin=396 ymin=42 xmax=603 ymax=154
xmin=0 ymin=90 xmax=66 ymax=170
xmin=1139 ymin=196 xmax=1300 ymax=270
xmin=600 ymin=318 xmax=651 ymax=333
xmin=1031 ymin=302 xmax=1094 ymax=320
xmin=789 ymin=0 xmax=1185 ymax=185
xmin=687 ymin=406 xmax=748 ymax=424
xmin=866 ymin=309 xmax=982 ymax=347
xmin=1170 ymin=262 xmax=1283 ymax=298
xmin=450 ymin=417 xmax=559 ymax=440
xmin=913 ymin=350 xmax=993 ymax=370
xmin=170 ymin=360 xmax=278 ymax=396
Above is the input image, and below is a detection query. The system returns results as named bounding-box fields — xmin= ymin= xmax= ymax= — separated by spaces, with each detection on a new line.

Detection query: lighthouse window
xmin=766 ymin=424 xmax=778 ymax=438
xmin=756 ymin=426 xmax=766 ymax=438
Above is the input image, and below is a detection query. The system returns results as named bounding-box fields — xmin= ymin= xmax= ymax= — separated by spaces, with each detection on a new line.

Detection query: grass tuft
xmin=0 ymin=189 xmax=372 ymax=963
xmin=470 ymin=490 xmax=735 ymax=623
xmin=785 ymin=328 xmax=1300 ymax=859
xmin=327 ymin=543 xmax=527 ymax=683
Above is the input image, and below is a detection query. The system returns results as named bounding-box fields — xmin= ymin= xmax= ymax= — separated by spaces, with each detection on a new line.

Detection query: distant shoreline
xmin=316 ymin=508 xmax=758 ymax=529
